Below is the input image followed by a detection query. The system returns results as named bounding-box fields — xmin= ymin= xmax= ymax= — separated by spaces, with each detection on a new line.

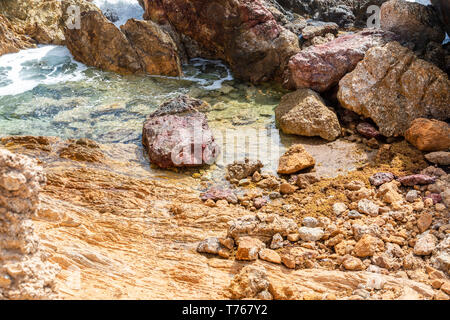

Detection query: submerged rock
xmin=275 ymin=89 xmax=341 ymax=141
xmin=405 ymin=118 xmax=450 ymax=152
xmin=142 ymin=0 xmax=300 ymax=83
xmin=142 ymin=95 xmax=219 ymax=168
xmin=285 ymin=29 xmax=396 ymax=92
xmin=226 ymin=159 xmax=263 ymax=182
xmin=380 ymin=0 xmax=445 ymax=49
xmin=338 ymin=42 xmax=450 ymax=137
xmin=277 ymin=144 xmax=315 ymax=174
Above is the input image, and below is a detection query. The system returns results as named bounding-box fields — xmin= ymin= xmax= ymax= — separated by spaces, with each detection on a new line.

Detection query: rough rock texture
xmin=285 ymin=29 xmax=396 ymax=92
xmin=200 ymin=187 xmax=238 ymax=204
xmin=338 ymin=42 xmax=450 ymax=137
xmin=0 ymin=148 xmax=59 ymax=299
xmin=141 ymin=0 xmax=300 ymax=83
xmin=380 ymin=0 xmax=445 ymax=49
xmin=0 ymin=0 xmax=100 ymax=45
xmin=277 ymin=144 xmax=315 ymax=174
xmin=142 ymin=95 xmax=219 ymax=168
xmin=0 ymin=137 xmax=440 ymax=300
xmin=405 ymin=118 xmax=450 ymax=152
xmin=120 ymin=19 xmax=182 ymax=76
xmin=228 ymin=265 xmax=272 ymax=299
xmin=0 ymin=14 xmax=35 ymax=56
xmin=65 ymin=11 xmax=182 ymax=76
xmin=275 ymin=89 xmax=341 ymax=141
xmin=425 ymin=152 xmax=450 ymax=166
xmin=226 ymin=159 xmax=263 ymax=182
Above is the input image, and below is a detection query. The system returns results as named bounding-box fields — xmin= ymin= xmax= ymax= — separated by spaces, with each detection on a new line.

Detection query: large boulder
xmin=284 ymin=29 xmax=396 ymax=92
xmin=120 ymin=19 xmax=182 ymax=76
xmin=0 ymin=0 xmax=100 ymax=45
xmin=338 ymin=42 xmax=450 ymax=137
xmin=0 ymin=14 xmax=35 ymax=56
xmin=142 ymin=95 xmax=219 ymax=169
xmin=64 ymin=11 xmax=182 ymax=76
xmin=405 ymin=118 xmax=450 ymax=152
xmin=275 ymin=89 xmax=341 ymax=141
xmin=380 ymin=0 xmax=445 ymax=49
xmin=141 ymin=0 xmax=300 ymax=83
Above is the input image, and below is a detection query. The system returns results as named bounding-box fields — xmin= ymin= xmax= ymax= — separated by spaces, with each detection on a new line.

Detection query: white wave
xmin=93 ymin=0 xmax=144 ymax=27
xmin=0 ymin=45 xmax=87 ymax=96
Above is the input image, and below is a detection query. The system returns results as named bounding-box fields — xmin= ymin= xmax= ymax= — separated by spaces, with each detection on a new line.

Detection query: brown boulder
xmin=120 ymin=19 xmax=182 ymax=76
xmin=275 ymin=89 xmax=341 ymax=141
xmin=405 ymin=118 xmax=450 ymax=152
xmin=338 ymin=42 xmax=450 ymax=137
xmin=141 ymin=0 xmax=300 ymax=83
xmin=65 ymin=11 xmax=182 ymax=76
xmin=284 ymin=29 xmax=396 ymax=92
xmin=380 ymin=0 xmax=445 ymax=49
xmin=278 ymin=144 xmax=315 ymax=174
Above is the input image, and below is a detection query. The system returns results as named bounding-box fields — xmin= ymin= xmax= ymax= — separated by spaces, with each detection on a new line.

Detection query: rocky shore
xmin=0 ymin=0 xmax=449 ymax=300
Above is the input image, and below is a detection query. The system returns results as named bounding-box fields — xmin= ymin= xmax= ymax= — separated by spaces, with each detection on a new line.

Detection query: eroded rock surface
xmin=338 ymin=42 xmax=450 ymax=137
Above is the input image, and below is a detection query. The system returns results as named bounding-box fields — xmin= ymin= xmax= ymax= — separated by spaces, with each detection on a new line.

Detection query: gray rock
xmin=425 ymin=151 xmax=450 ymax=166
xmin=358 ymin=199 xmax=380 ymax=217
xmin=298 ymin=227 xmax=324 ymax=241
xmin=302 ymin=217 xmax=319 ymax=228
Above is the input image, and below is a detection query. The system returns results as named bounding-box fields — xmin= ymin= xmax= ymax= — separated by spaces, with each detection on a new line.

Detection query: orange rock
xmin=259 ymin=249 xmax=281 ymax=264
xmin=417 ymin=212 xmax=433 ymax=233
xmin=277 ymin=144 xmax=315 ymax=174
xmin=236 ymin=237 xmax=265 ymax=261
xmin=405 ymin=118 xmax=450 ymax=152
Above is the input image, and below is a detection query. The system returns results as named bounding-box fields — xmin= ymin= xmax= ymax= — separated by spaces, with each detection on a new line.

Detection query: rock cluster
xmin=0 ymin=148 xmax=59 ymax=299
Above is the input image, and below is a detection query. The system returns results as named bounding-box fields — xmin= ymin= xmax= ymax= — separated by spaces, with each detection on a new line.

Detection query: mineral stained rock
xmin=405 ymin=118 xmax=450 ymax=152
xmin=142 ymin=95 xmax=219 ymax=168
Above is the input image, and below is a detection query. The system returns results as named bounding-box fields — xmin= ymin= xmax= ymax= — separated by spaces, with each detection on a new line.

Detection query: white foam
xmin=93 ymin=0 xmax=144 ymax=27
xmin=0 ymin=45 xmax=87 ymax=96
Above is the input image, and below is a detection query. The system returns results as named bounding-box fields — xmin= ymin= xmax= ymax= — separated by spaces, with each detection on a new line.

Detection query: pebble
xmin=369 ymin=172 xmax=394 ymax=187
xmin=406 ymin=190 xmax=420 ymax=202
xmin=358 ymin=199 xmax=380 ymax=217
xmin=332 ymin=202 xmax=347 ymax=216
xmin=302 ymin=217 xmax=319 ymax=228
xmin=298 ymin=227 xmax=324 ymax=241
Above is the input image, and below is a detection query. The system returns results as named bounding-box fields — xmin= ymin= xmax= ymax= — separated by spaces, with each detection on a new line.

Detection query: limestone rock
xmin=354 ymin=234 xmax=383 ymax=258
xmin=405 ymin=118 xmax=450 ymax=152
xmin=338 ymin=42 xmax=450 ymax=137
xmin=259 ymin=249 xmax=282 ymax=264
xmin=0 ymin=14 xmax=34 ymax=56
xmin=197 ymin=237 xmax=230 ymax=258
xmin=0 ymin=148 xmax=59 ymax=299
xmin=298 ymin=227 xmax=324 ymax=242
xmin=414 ymin=233 xmax=437 ymax=256
xmin=236 ymin=237 xmax=265 ymax=261
xmin=369 ymin=172 xmax=395 ymax=187
xmin=357 ymin=199 xmax=379 ymax=217
xmin=277 ymin=145 xmax=315 ymax=175
xmin=275 ymin=89 xmax=341 ymax=141
xmin=285 ymin=29 xmax=396 ymax=92
xmin=228 ymin=265 xmax=272 ymax=300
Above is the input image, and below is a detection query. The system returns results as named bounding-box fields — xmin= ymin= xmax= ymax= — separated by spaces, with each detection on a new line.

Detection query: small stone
xmin=441 ymin=282 xmax=450 ymax=295
xmin=369 ymin=172 xmax=394 ymax=187
xmin=295 ymin=173 xmax=319 ymax=188
xmin=417 ymin=212 xmax=433 ymax=233
xmin=425 ymin=151 xmax=450 ymax=166
xmin=200 ymin=186 xmax=238 ymax=204
xmin=277 ymin=144 xmax=315 ymax=174
xmin=332 ymin=202 xmax=347 ymax=216
xmin=397 ymin=174 xmax=436 ymax=187
xmin=204 ymin=199 xmax=216 ymax=207
xmin=253 ymin=197 xmax=268 ymax=209
xmin=236 ymin=237 xmax=265 ymax=261
xmin=197 ymin=237 xmax=230 ymax=258
xmin=406 ymin=190 xmax=420 ymax=203
xmin=348 ymin=210 xmax=363 ymax=219
xmin=354 ymin=234 xmax=382 ymax=258
xmin=424 ymin=197 xmax=434 ymax=207
xmin=302 ymin=217 xmax=319 ymax=228
xmin=270 ymin=233 xmax=284 ymax=250
xmin=287 ymin=233 xmax=300 ymax=242
xmin=413 ymin=233 xmax=437 ymax=256
xmin=357 ymin=122 xmax=380 ymax=139
xmin=251 ymin=171 xmax=262 ymax=182
xmin=281 ymin=255 xmax=296 ymax=269
xmin=343 ymin=255 xmax=364 ymax=271
xmin=424 ymin=193 xmax=442 ymax=204
xmin=259 ymin=248 xmax=281 ymax=264
xmin=238 ymin=178 xmax=251 ymax=186
xmin=298 ymin=227 xmax=324 ymax=241
xmin=436 ymin=203 xmax=446 ymax=212
xmin=280 ymin=183 xmax=297 ymax=195
xmin=219 ymin=238 xmax=235 ymax=250
xmin=358 ymin=199 xmax=379 ymax=217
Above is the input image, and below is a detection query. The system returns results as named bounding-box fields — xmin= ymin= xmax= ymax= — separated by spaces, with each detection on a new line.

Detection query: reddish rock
xmin=200 ymin=187 xmax=238 ymax=205
xmin=405 ymin=118 xmax=450 ymax=152
xmin=369 ymin=172 xmax=395 ymax=187
xmin=356 ymin=122 xmax=381 ymax=139
xmin=142 ymin=95 xmax=219 ymax=168
xmin=423 ymin=193 xmax=442 ymax=204
xmin=142 ymin=0 xmax=300 ymax=83
xmin=284 ymin=29 xmax=396 ymax=92
xmin=397 ymin=174 xmax=436 ymax=187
